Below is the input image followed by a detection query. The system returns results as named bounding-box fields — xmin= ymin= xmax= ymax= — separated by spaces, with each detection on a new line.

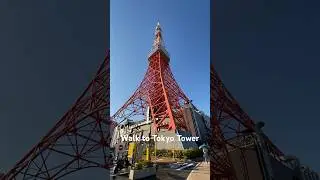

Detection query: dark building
xmin=183 ymin=103 xmax=210 ymax=143
xmin=226 ymin=133 xmax=319 ymax=180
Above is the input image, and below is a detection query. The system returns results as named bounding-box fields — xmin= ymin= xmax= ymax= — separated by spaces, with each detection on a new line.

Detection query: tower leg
xmin=2 ymin=51 xmax=112 ymax=180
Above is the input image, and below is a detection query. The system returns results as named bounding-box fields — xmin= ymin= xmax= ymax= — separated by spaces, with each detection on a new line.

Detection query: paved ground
xmin=110 ymin=160 xmax=198 ymax=180
xmin=186 ymin=162 xmax=210 ymax=180
xmin=156 ymin=162 xmax=196 ymax=180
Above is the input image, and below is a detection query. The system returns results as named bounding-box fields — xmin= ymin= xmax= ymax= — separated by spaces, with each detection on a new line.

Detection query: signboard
xmin=127 ymin=142 xmax=136 ymax=158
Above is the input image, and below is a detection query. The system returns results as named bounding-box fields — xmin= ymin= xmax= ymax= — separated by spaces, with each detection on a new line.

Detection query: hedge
xmin=151 ymin=148 xmax=203 ymax=159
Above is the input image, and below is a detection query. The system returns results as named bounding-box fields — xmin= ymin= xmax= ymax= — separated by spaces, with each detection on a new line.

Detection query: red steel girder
xmin=210 ymin=64 xmax=284 ymax=180
xmin=210 ymin=64 xmax=255 ymax=180
xmin=112 ymin=50 xmax=190 ymax=132
xmin=1 ymin=50 xmax=113 ymax=180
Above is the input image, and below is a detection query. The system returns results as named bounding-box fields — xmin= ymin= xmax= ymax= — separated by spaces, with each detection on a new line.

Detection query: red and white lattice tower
xmin=112 ymin=22 xmax=193 ymax=133
xmin=1 ymin=50 xmax=113 ymax=180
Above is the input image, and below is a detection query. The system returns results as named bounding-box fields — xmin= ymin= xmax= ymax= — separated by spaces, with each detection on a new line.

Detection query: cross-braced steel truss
xmin=1 ymin=50 xmax=113 ymax=180
xmin=210 ymin=65 xmax=284 ymax=180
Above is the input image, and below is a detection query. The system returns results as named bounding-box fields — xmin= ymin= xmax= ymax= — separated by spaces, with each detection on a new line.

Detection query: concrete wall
xmin=183 ymin=104 xmax=210 ymax=143
xmin=182 ymin=106 xmax=198 ymax=138
xmin=192 ymin=109 xmax=209 ymax=142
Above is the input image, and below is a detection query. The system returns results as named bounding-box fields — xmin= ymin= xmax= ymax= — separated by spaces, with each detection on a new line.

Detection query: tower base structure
xmin=111 ymin=119 xmax=200 ymax=153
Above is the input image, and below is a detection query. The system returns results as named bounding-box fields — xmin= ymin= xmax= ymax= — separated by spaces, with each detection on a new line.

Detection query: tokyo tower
xmin=112 ymin=22 xmax=196 ymax=135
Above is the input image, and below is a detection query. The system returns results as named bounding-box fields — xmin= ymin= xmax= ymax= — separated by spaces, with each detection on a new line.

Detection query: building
xmin=183 ymin=103 xmax=210 ymax=143
xmin=226 ymin=133 xmax=319 ymax=180
xmin=111 ymin=119 xmax=152 ymax=159
xmin=111 ymin=103 xmax=210 ymax=153
xmin=226 ymin=135 xmax=295 ymax=180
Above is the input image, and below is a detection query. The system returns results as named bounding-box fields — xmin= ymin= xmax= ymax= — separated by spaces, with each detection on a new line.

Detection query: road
xmin=111 ymin=161 xmax=197 ymax=180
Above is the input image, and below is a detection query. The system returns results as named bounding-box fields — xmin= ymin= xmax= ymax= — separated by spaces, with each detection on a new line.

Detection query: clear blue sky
xmin=110 ymin=0 xmax=210 ymax=116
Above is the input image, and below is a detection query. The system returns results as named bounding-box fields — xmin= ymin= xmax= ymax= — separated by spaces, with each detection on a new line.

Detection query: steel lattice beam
xmin=1 ymin=50 xmax=113 ymax=180
xmin=210 ymin=64 xmax=284 ymax=180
